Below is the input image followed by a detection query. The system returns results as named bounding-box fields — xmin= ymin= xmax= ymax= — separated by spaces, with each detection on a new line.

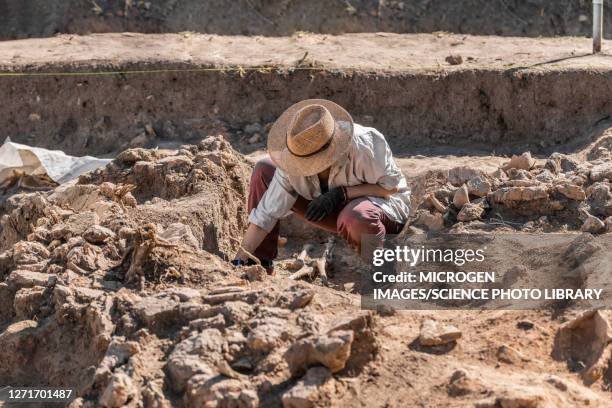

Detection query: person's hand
xmin=231 ymin=259 xmax=246 ymax=267
xmin=305 ymin=187 xmax=347 ymax=222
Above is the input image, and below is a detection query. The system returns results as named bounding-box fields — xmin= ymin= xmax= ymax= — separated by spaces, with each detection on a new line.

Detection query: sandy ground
xmin=1 ymin=32 xmax=611 ymax=73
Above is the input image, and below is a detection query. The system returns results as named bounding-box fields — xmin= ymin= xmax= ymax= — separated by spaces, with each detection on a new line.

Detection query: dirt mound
xmin=0 ymin=138 xmax=381 ymax=407
xmin=0 ymin=139 xmax=610 ymax=407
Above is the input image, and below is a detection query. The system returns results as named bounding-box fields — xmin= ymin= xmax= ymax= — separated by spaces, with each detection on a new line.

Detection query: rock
xmin=285 ymin=330 xmax=354 ymax=377
xmin=167 ymin=329 xmax=226 ymax=392
xmin=466 ymin=176 xmax=491 ymax=197
xmin=490 ymin=186 xmax=548 ymax=202
xmin=184 ymin=376 xmax=258 ymax=408
xmin=84 ymin=225 xmax=116 ymax=244
xmin=535 ymin=169 xmax=555 ymax=183
xmin=99 ymin=372 xmax=134 ymax=408
xmin=247 ymin=316 xmax=289 ymax=353
xmin=590 ymin=161 xmax=612 ymax=182
xmin=276 ymin=283 xmax=315 ymax=309
xmin=445 ymin=54 xmax=463 ymax=65
xmin=447 ymin=369 xmax=486 ymax=397
xmin=496 ymin=344 xmax=529 ymax=364
xmin=167 ymin=356 xmax=216 ymax=393
xmin=157 ymin=223 xmax=199 ymax=249
xmin=606 ymin=216 xmax=612 ymax=233
xmin=163 ymin=287 xmax=202 ymax=302
xmin=506 ymin=168 xmax=532 ymax=181
xmin=376 ymin=303 xmax=396 ymax=317
xmin=581 ymin=215 xmax=605 ymax=234
xmin=13 ymin=286 xmax=46 ymax=320
xmin=245 ymin=264 xmax=267 ymax=281
xmin=453 ymin=185 xmax=470 ymax=209
xmin=448 ymin=167 xmax=484 ymax=186
xmin=556 ymin=183 xmax=586 ymax=201
xmin=457 ymin=202 xmax=484 ymax=222
xmin=188 ymin=314 xmax=226 ymax=332
xmin=549 ymin=152 xmax=579 ymax=172
xmin=66 ymin=245 xmax=98 ymax=272
xmin=418 ymin=319 xmax=462 ymax=346
xmin=516 ymin=320 xmax=535 ymax=330
xmin=94 ymin=339 xmax=141 ymax=387
xmin=134 ymin=296 xmax=179 ymax=330
xmin=414 ymin=210 xmax=444 ymax=231
xmin=504 ymin=152 xmax=535 ymax=171
xmin=8 ymin=270 xmax=56 ymax=289
xmin=142 ymin=380 xmax=172 ymax=408
xmin=117 ymin=148 xmax=155 ymax=164
xmin=65 ymin=211 xmax=100 ymax=236
xmin=12 ymin=241 xmax=50 ymax=265
xmin=328 ymin=311 xmax=373 ymax=334
xmin=282 ymin=367 xmax=332 ymax=408
xmin=553 ymin=310 xmax=611 ymax=384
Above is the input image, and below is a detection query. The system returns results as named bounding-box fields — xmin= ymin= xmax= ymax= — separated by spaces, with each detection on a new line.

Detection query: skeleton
xmin=117 ymin=223 xmax=179 ymax=288
xmin=288 ymin=237 xmax=336 ymax=285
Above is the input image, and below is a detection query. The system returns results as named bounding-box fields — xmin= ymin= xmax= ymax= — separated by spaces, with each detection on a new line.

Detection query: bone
xmin=288 ymin=238 xmax=336 ymax=285
xmin=426 ymin=193 xmax=447 ymax=213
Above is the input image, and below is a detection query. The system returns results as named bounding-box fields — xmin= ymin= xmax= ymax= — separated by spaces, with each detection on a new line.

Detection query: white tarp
xmin=0 ymin=138 xmax=111 ymax=185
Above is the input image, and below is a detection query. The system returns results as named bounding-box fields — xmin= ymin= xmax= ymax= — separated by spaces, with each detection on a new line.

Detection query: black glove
xmin=305 ymin=187 xmax=347 ymax=222
xmin=231 ymin=259 xmax=246 ymax=267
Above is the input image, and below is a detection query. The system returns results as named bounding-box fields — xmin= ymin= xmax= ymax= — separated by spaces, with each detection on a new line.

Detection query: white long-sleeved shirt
xmin=249 ymin=124 xmax=411 ymax=232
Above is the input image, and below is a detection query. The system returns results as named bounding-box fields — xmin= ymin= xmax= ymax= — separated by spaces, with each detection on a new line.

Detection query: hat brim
xmin=268 ymin=99 xmax=354 ymax=177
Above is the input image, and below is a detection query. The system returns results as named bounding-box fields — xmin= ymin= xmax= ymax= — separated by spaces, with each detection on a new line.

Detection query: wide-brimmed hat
xmin=268 ymin=99 xmax=354 ymax=177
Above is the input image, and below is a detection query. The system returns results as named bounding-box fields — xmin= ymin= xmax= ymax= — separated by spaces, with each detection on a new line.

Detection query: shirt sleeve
xmin=248 ymin=168 xmax=298 ymax=233
xmin=356 ymin=128 xmax=403 ymax=190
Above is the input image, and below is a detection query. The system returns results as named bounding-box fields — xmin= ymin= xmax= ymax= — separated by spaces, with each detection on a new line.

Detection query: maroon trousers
xmin=249 ymin=158 xmax=404 ymax=261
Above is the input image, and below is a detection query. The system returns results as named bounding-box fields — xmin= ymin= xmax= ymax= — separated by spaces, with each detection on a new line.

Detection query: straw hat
xmin=268 ymin=99 xmax=354 ymax=177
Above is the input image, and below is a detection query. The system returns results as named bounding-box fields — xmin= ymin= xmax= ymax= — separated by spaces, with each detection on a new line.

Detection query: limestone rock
xmin=282 ymin=367 xmax=332 ymax=408
xmin=245 ymin=264 xmax=267 ymax=281
xmin=84 ymin=225 xmax=116 ymax=244
xmin=590 ymin=161 xmax=612 ymax=182
xmin=414 ymin=210 xmax=444 ymax=231
xmin=504 ymin=152 xmax=535 ymax=171
xmin=490 ymin=186 xmax=548 ymax=203
xmin=457 ymin=202 xmax=485 ymax=222
xmin=285 ymin=330 xmax=354 ymax=377
xmin=466 ymin=176 xmax=491 ymax=197
xmin=99 ymin=372 xmax=135 ymax=408
xmin=448 ymin=166 xmax=484 ymax=186
xmin=184 ymin=376 xmax=258 ymax=408
xmin=581 ymin=215 xmax=605 ymax=234
xmin=418 ymin=319 xmax=462 ymax=346
xmin=453 ymin=185 xmax=470 ymax=209
xmin=8 ymin=270 xmax=56 ymax=289
xmin=556 ymin=183 xmax=586 ymax=201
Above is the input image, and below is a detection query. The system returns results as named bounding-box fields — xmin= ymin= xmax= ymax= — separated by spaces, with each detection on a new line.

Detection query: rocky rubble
xmin=413 ymin=151 xmax=612 ymax=234
xmin=0 ymin=138 xmax=379 ymax=407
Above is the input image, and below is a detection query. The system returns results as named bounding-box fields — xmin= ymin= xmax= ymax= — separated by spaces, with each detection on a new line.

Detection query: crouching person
xmin=232 ymin=99 xmax=411 ymax=273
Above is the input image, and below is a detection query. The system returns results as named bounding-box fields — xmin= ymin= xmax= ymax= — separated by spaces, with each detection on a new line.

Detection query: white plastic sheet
xmin=0 ymin=138 xmax=111 ymax=185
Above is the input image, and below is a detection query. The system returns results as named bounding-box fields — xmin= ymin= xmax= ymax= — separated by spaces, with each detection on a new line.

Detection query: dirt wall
xmin=0 ymin=0 xmax=610 ymax=40
xmin=1 ymin=67 xmax=611 ymax=157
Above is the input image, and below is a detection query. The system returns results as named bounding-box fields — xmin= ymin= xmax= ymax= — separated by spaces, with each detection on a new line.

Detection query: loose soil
xmin=0 ymin=131 xmax=610 ymax=407
xmin=0 ymin=0 xmax=611 ymax=40
xmin=1 ymin=33 xmax=611 ymax=158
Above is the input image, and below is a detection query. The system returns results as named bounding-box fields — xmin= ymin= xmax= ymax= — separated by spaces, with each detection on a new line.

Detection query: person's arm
xmin=235 ymin=223 xmax=269 ymax=261
xmin=234 ymin=168 xmax=297 ymax=262
xmin=346 ymin=183 xmax=398 ymax=200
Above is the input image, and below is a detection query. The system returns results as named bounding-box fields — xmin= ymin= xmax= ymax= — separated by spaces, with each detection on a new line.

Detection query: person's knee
xmin=338 ymin=205 xmax=380 ymax=236
xmin=252 ymin=159 xmax=276 ymax=183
